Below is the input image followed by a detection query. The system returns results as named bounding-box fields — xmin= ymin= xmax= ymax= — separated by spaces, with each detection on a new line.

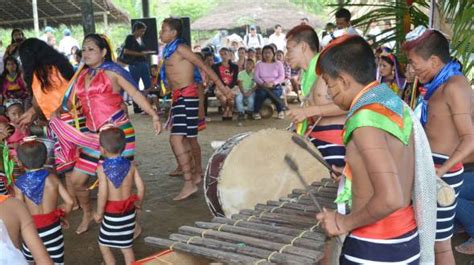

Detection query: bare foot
xmin=193 ymin=173 xmax=203 ymax=185
xmin=76 ymin=213 xmax=93 ymax=235
xmin=133 ymin=224 xmax=142 ymax=240
xmin=173 ymin=181 xmax=198 ymax=201
xmin=455 ymin=238 xmax=474 ymax=255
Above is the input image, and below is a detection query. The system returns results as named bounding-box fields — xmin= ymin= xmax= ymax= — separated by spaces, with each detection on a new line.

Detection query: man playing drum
xmin=286 ymin=25 xmax=346 ymax=169
xmin=316 ymin=36 xmax=435 ymax=263
xmin=405 ymin=27 xmax=474 ymax=265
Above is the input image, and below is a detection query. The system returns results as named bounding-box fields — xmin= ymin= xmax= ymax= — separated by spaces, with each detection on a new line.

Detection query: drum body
xmin=204 ymin=128 xmax=327 ymax=217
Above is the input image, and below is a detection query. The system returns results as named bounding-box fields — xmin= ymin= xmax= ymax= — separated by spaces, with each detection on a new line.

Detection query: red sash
xmin=32 ymin=209 xmax=65 ymax=229
xmin=104 ymin=194 xmax=139 ymax=214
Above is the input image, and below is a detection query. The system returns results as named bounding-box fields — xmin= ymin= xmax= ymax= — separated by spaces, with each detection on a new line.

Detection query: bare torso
xmin=347 ymin=131 xmax=415 ymax=214
xmin=106 ymin=164 xmax=136 ymax=201
xmin=0 ymin=198 xmax=22 ymax=247
xmin=425 ymin=84 xmax=459 ymax=156
xmin=309 ymin=78 xmax=346 ymax=126
xmin=164 ymin=48 xmax=195 ymax=90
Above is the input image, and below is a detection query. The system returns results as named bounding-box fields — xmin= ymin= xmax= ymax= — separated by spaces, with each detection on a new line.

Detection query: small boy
xmin=94 ymin=127 xmax=145 ymax=265
xmin=236 ymin=59 xmax=256 ymax=119
xmin=14 ymin=139 xmax=74 ymax=264
xmin=144 ymin=64 xmax=161 ymax=111
xmin=5 ymin=100 xmax=29 ymax=178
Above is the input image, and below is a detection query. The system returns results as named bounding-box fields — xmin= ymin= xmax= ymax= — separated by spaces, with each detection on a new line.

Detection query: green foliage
xmin=168 ymin=0 xmax=217 ymax=22
xmin=335 ymin=0 xmax=473 ymax=75
xmin=290 ymin=0 xmax=337 ymax=15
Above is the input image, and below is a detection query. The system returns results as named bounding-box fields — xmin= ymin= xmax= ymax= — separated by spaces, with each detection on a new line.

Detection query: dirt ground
xmin=63 ymin=106 xmax=473 ymax=264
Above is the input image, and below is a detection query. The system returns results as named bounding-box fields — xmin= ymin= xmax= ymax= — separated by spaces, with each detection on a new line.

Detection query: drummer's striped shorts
xmin=308 ymin=124 xmax=346 ymax=167
xmin=340 ymin=229 xmax=420 ymax=264
xmin=170 ymin=96 xmax=199 ymax=138
xmin=433 ymin=153 xmax=464 ymax=241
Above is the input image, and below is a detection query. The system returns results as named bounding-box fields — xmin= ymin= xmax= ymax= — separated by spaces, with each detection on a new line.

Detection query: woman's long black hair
xmin=19 ymin=38 xmax=74 ymax=92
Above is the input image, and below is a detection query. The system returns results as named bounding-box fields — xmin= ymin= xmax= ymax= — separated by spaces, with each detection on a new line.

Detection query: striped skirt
xmin=0 ymin=173 xmax=7 ymax=195
xmin=98 ymin=195 xmax=138 ymax=249
xmin=22 ymin=210 xmax=64 ymax=264
xmin=170 ymin=96 xmax=199 ymax=138
xmin=340 ymin=229 xmax=420 ymax=264
xmin=433 ymin=153 xmax=464 ymax=241
xmin=308 ymin=124 xmax=346 ymax=167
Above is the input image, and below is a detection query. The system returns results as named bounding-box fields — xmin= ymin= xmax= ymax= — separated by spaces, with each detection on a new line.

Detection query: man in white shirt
xmin=268 ymin=24 xmax=286 ymax=51
xmin=244 ymin=25 xmax=264 ymax=48
xmin=58 ymin=28 xmax=79 ymax=56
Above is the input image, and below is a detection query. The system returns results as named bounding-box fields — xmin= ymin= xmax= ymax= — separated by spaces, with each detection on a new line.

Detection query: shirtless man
xmin=286 ymin=25 xmax=346 ymax=169
xmin=159 ymin=17 xmax=232 ymax=200
xmin=316 ymin=36 xmax=422 ymax=263
xmin=405 ymin=27 xmax=474 ymax=264
xmin=0 ymin=195 xmax=52 ymax=264
xmin=14 ymin=140 xmax=74 ymax=264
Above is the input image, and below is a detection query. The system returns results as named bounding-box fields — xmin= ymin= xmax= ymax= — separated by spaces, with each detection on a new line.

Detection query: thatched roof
xmin=0 ymin=0 xmax=129 ymax=29
xmin=192 ymin=0 xmax=325 ymax=31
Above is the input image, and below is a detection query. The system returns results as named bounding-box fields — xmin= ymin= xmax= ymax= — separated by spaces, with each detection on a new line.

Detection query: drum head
xmin=217 ymin=129 xmax=327 ymax=217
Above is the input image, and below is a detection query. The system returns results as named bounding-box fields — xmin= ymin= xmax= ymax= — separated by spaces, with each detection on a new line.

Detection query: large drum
xmin=204 ymin=128 xmax=327 ymax=217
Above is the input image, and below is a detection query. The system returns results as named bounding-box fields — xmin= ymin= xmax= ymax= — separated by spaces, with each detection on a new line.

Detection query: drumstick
xmin=303 ymin=116 xmax=322 ymax=139
xmin=285 ymin=155 xmax=344 ymax=245
xmin=291 ymin=135 xmax=342 ymax=178
xmin=284 ymin=155 xmax=323 ymax=213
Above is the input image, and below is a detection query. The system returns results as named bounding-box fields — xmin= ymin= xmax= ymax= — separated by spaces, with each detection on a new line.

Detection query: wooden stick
xmin=239 ymin=209 xmax=318 ymax=227
xmin=178 ymin=226 xmax=323 ymax=260
xmin=194 ymin=222 xmax=325 ymax=251
xmin=254 ymin=203 xmax=316 ymax=218
xmin=212 ymin=217 xmax=326 ymax=241
xmin=144 ymin=237 xmax=271 ymax=264
xmin=170 ymin=233 xmax=317 ymax=264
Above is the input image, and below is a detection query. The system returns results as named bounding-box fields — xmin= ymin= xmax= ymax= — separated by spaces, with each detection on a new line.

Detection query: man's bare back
xmin=16 ymin=173 xmax=64 ymax=215
xmin=346 ymin=128 xmax=415 ymax=214
xmin=99 ymin=164 xmax=137 ymax=201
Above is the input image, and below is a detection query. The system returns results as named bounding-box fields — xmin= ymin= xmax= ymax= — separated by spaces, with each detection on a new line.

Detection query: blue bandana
xmin=103 ymin=157 xmax=131 ymax=189
xmin=420 ymin=60 xmax=463 ymax=126
xmin=15 ymin=169 xmax=49 ymax=205
xmin=160 ymin=38 xmax=202 ymax=87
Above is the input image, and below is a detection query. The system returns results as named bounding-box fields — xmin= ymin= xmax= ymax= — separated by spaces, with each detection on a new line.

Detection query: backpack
xmin=245 ymin=34 xmax=263 ymax=47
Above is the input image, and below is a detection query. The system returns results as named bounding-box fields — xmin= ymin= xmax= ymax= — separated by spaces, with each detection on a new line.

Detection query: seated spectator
xmin=1 ymin=56 xmax=27 ymax=104
xmin=202 ymin=52 xmax=215 ymax=120
xmin=253 ymin=45 xmax=285 ymax=120
xmin=211 ymin=48 xmax=238 ymax=120
xmin=255 ymin=47 xmax=263 ymax=62
xmin=247 ymin=48 xmax=256 ymax=62
xmin=4 ymin=29 xmax=25 ymax=62
xmin=236 ymin=59 xmax=256 ymax=120
xmin=144 ymin=64 xmax=161 ymax=111
xmin=378 ymin=52 xmax=405 ymax=94
xmin=276 ymin=50 xmax=292 ymax=107
xmin=236 ymin=47 xmax=247 ymax=71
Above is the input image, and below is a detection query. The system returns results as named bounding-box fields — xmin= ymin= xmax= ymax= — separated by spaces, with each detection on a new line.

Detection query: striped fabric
xmin=0 ymin=174 xmax=7 ymax=195
xmin=170 ymin=96 xmax=199 ymax=138
xmin=308 ymin=124 xmax=346 ymax=167
xmin=22 ymin=212 xmax=64 ymax=264
xmin=50 ymin=110 xmax=135 ymax=176
xmin=432 ymin=153 xmax=464 ymax=241
xmin=340 ymin=229 xmax=420 ymax=264
xmin=98 ymin=197 xmax=137 ymax=249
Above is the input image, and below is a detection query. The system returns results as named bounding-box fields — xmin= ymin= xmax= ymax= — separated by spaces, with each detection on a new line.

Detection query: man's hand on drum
xmin=287 ymin=108 xmax=307 ymax=123
xmin=316 ymin=209 xmax=346 ymax=237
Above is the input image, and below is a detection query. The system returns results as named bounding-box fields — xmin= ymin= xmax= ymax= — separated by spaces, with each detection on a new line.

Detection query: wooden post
xmin=80 ymin=0 xmax=96 ymax=35
xmin=32 ymin=0 xmax=40 ymax=37
xmin=103 ymin=12 xmax=109 ymax=34
xmin=142 ymin=0 xmax=150 ymax=18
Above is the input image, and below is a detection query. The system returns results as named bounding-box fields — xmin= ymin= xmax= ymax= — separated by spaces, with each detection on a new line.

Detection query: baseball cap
xmin=44 ymin=26 xmax=55 ymax=33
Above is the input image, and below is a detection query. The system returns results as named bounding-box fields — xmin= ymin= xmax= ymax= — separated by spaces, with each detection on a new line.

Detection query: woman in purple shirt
xmin=253 ymin=45 xmax=285 ymax=119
